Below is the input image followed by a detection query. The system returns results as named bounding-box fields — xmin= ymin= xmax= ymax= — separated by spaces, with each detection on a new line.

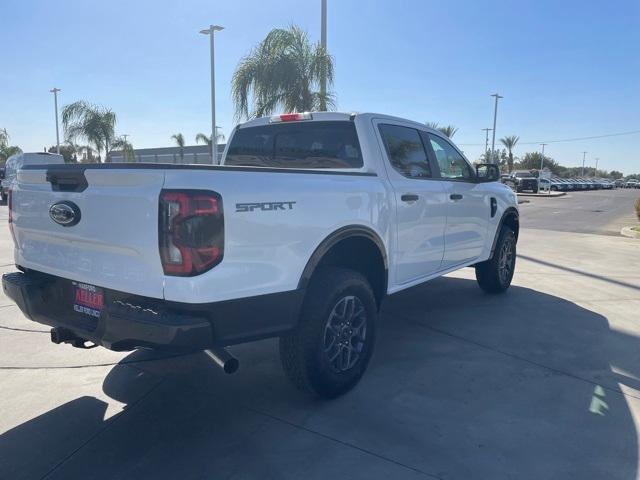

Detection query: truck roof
xmin=237 ymin=111 xmax=439 ymax=134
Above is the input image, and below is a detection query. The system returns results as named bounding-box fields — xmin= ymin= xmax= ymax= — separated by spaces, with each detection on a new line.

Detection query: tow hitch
xmin=50 ymin=327 xmax=97 ymax=349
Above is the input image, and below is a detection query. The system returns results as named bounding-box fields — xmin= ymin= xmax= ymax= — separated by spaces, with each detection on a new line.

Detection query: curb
xmin=517 ymin=192 xmax=568 ymax=198
xmin=621 ymin=226 xmax=640 ymax=239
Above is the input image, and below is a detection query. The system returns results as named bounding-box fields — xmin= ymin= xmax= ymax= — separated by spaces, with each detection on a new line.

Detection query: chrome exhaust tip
xmin=204 ymin=347 xmax=239 ymax=374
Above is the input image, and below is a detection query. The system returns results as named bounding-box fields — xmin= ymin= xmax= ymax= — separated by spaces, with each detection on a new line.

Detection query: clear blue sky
xmin=1 ymin=0 xmax=638 ymax=173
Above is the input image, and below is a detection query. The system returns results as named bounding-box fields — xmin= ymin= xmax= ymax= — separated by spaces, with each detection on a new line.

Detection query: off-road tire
xmin=279 ymin=267 xmax=378 ymax=398
xmin=475 ymin=226 xmax=516 ymax=294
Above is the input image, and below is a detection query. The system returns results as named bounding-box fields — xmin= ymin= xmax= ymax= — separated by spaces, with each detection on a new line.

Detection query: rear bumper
xmin=3 ymin=270 xmax=303 ymax=352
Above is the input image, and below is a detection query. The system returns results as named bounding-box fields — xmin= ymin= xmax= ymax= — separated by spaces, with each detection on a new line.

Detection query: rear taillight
xmin=159 ymin=190 xmax=224 ymax=276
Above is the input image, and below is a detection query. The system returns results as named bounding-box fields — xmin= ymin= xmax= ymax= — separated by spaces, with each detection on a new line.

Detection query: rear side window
xmin=225 ymin=121 xmax=363 ymax=169
xmin=378 ymin=124 xmax=432 ymax=179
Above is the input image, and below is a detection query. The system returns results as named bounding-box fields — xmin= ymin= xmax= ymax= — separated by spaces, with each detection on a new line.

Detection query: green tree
xmin=479 ymin=148 xmax=506 ymax=167
xmin=171 ymin=133 xmax=186 ymax=162
xmin=0 ymin=128 xmax=22 ymax=163
xmin=500 ymin=135 xmax=519 ymax=173
xmin=425 ymin=122 xmax=458 ymax=138
xmin=232 ymin=25 xmax=334 ymax=119
xmin=196 ymin=129 xmax=225 ymax=162
xmin=47 ymin=145 xmax=77 ymax=163
xmin=62 ymin=139 xmax=94 ymax=162
xmin=516 ymin=152 xmax=562 ymax=175
xmin=438 ymin=125 xmax=458 ymax=138
xmin=111 ymin=136 xmax=135 ymax=162
xmin=62 ymin=101 xmax=116 ymax=162
xmin=195 ymin=129 xmax=225 ymax=145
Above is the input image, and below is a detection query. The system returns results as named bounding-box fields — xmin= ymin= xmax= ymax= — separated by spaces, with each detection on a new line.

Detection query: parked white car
xmin=1 ymin=152 xmax=64 ymax=202
xmin=3 ymin=112 xmax=519 ymax=397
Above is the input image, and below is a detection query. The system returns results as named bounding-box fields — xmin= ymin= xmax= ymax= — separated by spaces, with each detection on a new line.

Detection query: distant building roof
xmin=109 ymin=144 xmax=226 ymax=164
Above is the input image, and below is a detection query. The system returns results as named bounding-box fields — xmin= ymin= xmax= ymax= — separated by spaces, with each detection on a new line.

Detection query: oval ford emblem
xmin=49 ymin=201 xmax=81 ymax=227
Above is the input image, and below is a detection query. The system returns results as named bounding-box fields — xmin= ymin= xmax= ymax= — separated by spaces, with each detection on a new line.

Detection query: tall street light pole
xmin=490 ymin=93 xmax=503 ymax=163
xmin=581 ymin=151 xmax=587 ymax=177
xmin=594 ymin=157 xmax=599 ymax=177
xmin=481 ymin=128 xmax=492 ymax=160
xmin=50 ymin=88 xmax=61 ymax=154
xmin=539 ymin=143 xmax=547 ymax=171
xmin=320 ymin=0 xmax=327 ymax=111
xmin=200 ymin=24 xmax=224 ymax=164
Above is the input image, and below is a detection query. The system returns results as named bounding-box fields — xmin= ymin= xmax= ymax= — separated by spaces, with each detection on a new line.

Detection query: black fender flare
xmin=298 ymin=225 xmax=389 ymax=294
xmin=490 ymin=207 xmax=519 ymax=257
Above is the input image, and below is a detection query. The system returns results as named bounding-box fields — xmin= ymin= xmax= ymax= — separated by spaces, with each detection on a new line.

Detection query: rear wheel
xmin=279 ymin=267 xmax=378 ymax=398
xmin=475 ymin=226 xmax=516 ymax=294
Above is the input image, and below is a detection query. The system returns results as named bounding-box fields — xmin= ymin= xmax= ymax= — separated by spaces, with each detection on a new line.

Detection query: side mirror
xmin=475 ymin=163 xmax=500 ymax=183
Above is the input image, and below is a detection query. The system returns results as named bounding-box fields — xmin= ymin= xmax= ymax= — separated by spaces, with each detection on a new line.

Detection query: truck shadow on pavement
xmin=1 ymin=277 xmax=639 ymax=480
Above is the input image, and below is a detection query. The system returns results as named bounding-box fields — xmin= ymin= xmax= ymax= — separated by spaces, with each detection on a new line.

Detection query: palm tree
xmin=195 ymin=129 xmax=225 ymax=145
xmin=500 ymin=135 xmax=520 ymax=172
xmin=171 ymin=133 xmax=185 ymax=162
xmin=196 ymin=129 xmax=225 ymax=161
xmin=232 ymin=25 xmax=334 ymax=120
xmin=61 ymin=101 xmax=116 ymax=162
xmin=425 ymin=122 xmax=458 ymax=138
xmin=0 ymin=128 xmax=8 ymax=147
xmin=111 ymin=136 xmax=135 ymax=162
xmin=63 ymin=139 xmax=96 ymax=163
xmin=0 ymin=128 xmax=22 ymax=162
xmin=438 ymin=125 xmax=458 ymax=138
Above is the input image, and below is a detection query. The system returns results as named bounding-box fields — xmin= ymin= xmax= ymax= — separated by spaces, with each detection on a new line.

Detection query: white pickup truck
xmin=3 ymin=112 xmax=519 ymax=398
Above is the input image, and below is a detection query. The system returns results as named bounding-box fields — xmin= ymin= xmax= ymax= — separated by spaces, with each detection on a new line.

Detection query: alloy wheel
xmin=323 ymin=295 xmax=367 ymax=373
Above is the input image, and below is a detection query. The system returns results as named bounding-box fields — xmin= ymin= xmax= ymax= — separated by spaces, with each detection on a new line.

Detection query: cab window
xmin=378 ymin=124 xmax=432 ymax=179
xmin=427 ymin=134 xmax=474 ymax=181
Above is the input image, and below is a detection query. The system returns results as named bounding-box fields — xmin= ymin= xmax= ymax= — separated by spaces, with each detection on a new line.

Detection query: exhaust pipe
xmin=205 ymin=347 xmax=239 ymax=374
xmin=51 ymin=327 xmax=77 ymax=345
xmin=50 ymin=327 xmax=96 ymax=349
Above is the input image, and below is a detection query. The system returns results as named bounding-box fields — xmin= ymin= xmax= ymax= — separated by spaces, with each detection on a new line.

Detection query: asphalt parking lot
xmin=520 ymin=188 xmax=639 ymax=236
xmin=1 ymin=189 xmax=639 ymax=479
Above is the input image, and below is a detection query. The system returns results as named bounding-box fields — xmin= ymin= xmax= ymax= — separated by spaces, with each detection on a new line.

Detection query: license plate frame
xmin=72 ymin=282 xmax=104 ymax=318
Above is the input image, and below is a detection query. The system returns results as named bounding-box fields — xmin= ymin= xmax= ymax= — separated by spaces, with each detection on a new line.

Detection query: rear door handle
xmin=450 ymin=193 xmax=463 ymax=201
xmin=401 ymin=194 xmax=419 ymax=202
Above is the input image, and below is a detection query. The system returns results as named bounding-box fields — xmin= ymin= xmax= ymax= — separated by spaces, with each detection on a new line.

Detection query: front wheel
xmin=475 ymin=226 xmax=516 ymax=294
xmin=279 ymin=267 xmax=378 ymax=398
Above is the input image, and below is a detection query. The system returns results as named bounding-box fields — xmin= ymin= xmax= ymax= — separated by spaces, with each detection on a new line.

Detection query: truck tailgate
xmin=12 ymin=167 xmax=165 ymax=299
